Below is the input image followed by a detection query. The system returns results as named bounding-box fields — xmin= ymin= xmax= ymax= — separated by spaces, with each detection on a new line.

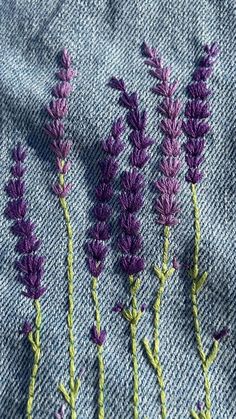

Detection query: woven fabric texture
xmin=0 ymin=1 xmax=235 ymax=418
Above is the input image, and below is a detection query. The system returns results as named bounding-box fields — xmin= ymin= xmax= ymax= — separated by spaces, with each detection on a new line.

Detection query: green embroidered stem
xmin=190 ymin=183 xmax=219 ymax=419
xmin=130 ymin=276 xmax=140 ymax=419
xmin=26 ymin=300 xmax=42 ymax=419
xmin=91 ymin=277 xmax=105 ymax=419
xmin=143 ymin=226 xmax=174 ymax=419
xmin=58 ymin=168 xmax=79 ymax=419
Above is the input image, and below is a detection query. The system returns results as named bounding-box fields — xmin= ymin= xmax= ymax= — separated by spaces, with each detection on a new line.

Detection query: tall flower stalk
xmin=44 ymin=49 xmax=80 ymax=419
xmin=182 ymin=43 xmax=228 ymax=419
xmin=86 ymin=118 xmax=125 ymax=418
xmin=5 ymin=143 xmax=46 ymax=419
xmin=141 ymin=43 xmax=182 ymax=418
xmin=109 ymin=77 xmax=152 ymax=419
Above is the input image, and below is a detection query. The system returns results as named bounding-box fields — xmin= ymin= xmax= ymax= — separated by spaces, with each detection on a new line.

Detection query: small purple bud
xmin=112 ymin=302 xmax=124 ymax=313
xmin=87 ymin=259 xmax=104 ymax=277
xmin=61 ymin=48 xmax=72 ymax=68
xmin=130 ymin=149 xmax=150 ymax=169
xmin=52 ymin=82 xmax=73 ymax=98
xmin=141 ymin=303 xmax=147 ymax=312
xmin=5 ymin=199 xmax=27 ymax=220
xmin=93 ymin=204 xmax=112 ymax=222
xmin=44 ymin=120 xmax=65 ymax=139
xmin=91 ymin=326 xmax=107 ymax=346
xmin=20 ymin=321 xmax=33 ymax=336
xmin=90 ymin=222 xmax=110 ymax=241
xmin=213 ymin=326 xmax=230 ymax=341
xmin=47 ymin=99 xmax=68 ymax=119
xmin=120 ymin=192 xmax=143 ymax=213
xmin=11 ymin=163 xmax=26 ymax=178
xmin=172 ymin=257 xmax=181 ymax=270
xmin=87 ymin=241 xmax=107 ymax=262
xmin=5 ymin=179 xmax=25 ymax=199
xmin=95 ymin=182 xmax=113 ymax=202
xmin=204 ymin=42 xmax=220 ymax=57
xmin=52 ymin=183 xmax=73 ymax=198
xmin=108 ymin=77 xmax=125 ymax=91
xmin=121 ymin=170 xmax=144 ymax=193
xmin=12 ymin=143 xmax=26 ymax=162
xmin=196 ymin=401 xmax=204 ymax=412
xmin=50 ymin=140 xmax=73 ymax=159
xmin=56 ymin=158 xmax=72 ymax=174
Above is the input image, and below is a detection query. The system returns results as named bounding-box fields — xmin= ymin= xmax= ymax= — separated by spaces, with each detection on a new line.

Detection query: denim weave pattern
xmin=0 ymin=1 xmax=235 ymax=418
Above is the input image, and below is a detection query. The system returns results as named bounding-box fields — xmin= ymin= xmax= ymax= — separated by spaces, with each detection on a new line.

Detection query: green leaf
xmin=133 ymin=278 xmax=141 ymax=292
xmin=58 ymin=383 xmax=71 ymax=404
xmin=154 ymin=266 xmax=165 ymax=282
xmin=206 ymin=339 xmax=219 ymax=369
xmin=195 ymin=271 xmax=208 ymax=293
xmin=122 ymin=309 xmax=132 ymax=322
xmin=190 ymin=410 xmax=200 ymax=419
xmin=143 ymin=338 xmax=157 ymax=369
xmin=165 ymin=267 xmax=175 ymax=279
xmin=74 ymin=378 xmax=81 ymax=397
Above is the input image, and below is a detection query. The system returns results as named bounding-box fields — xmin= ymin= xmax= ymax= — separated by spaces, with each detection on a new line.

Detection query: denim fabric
xmin=0 ymin=0 xmax=235 ymax=418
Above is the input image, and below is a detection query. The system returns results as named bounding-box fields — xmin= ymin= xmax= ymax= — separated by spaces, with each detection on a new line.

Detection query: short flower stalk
xmin=5 ymin=144 xmax=46 ymax=419
xmin=86 ymin=118 xmax=125 ymax=418
xmin=109 ymin=77 xmax=152 ymax=419
xmin=141 ymin=43 xmax=182 ymax=419
xmin=45 ymin=49 xmax=80 ymax=419
xmin=182 ymin=43 xmax=228 ymax=419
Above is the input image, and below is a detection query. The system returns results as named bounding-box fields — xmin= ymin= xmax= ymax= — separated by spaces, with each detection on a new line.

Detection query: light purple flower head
xmin=91 ymin=325 xmax=107 ymax=346
xmin=45 ymin=49 xmax=76 ymax=198
xmin=183 ymin=42 xmax=219 ymax=183
xmin=143 ymin=42 xmax=181 ymax=226
xmin=5 ymin=144 xmax=46 ymax=300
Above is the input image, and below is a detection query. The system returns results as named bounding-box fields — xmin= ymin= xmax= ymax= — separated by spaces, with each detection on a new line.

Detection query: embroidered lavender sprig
xmin=182 ymin=43 xmax=225 ymax=419
xmin=109 ymin=78 xmax=152 ymax=419
xmin=45 ymin=49 xmax=81 ymax=419
xmin=141 ymin=43 xmax=182 ymax=419
xmin=86 ymin=117 xmax=124 ymax=419
xmin=5 ymin=143 xmax=46 ymax=419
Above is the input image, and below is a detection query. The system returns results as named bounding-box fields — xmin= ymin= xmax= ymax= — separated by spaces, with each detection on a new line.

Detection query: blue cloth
xmin=0 ymin=1 xmax=235 ymax=418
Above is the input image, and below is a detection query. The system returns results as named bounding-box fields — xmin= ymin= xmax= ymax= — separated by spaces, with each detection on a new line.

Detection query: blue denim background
xmin=0 ymin=0 xmax=235 ymax=418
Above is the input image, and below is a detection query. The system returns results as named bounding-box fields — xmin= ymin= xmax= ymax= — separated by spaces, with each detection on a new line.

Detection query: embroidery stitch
xmin=5 ymin=144 xmax=46 ymax=419
xmin=141 ymin=43 xmax=182 ymax=419
xmin=86 ymin=118 xmax=125 ymax=419
xmin=182 ymin=43 xmax=228 ymax=419
xmin=44 ymin=49 xmax=81 ymax=419
xmin=109 ymin=78 xmax=152 ymax=419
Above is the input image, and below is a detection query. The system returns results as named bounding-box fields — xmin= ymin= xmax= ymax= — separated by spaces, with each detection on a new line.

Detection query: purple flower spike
xmin=50 ymin=140 xmax=73 ymax=159
xmin=91 ymin=326 xmax=107 ymax=346
xmin=44 ymin=120 xmax=65 ymax=139
xmin=47 ymin=99 xmax=68 ymax=119
xmin=142 ymin=43 xmax=181 ymax=227
xmin=5 ymin=144 xmax=46 ymax=302
xmin=183 ymin=44 xmax=219 ymax=183
xmin=61 ymin=48 xmax=72 ymax=68
xmin=87 ymin=259 xmax=104 ymax=277
xmin=53 ymin=82 xmax=73 ymax=98
xmin=108 ymin=77 xmax=125 ymax=91
xmin=213 ymin=326 xmax=230 ymax=341
xmin=87 ymin=241 xmax=107 ymax=262
xmin=57 ymin=68 xmax=77 ymax=82
xmin=11 ymin=163 xmax=26 ymax=178
xmin=112 ymin=302 xmax=124 ymax=313
xmin=20 ymin=321 xmax=33 ymax=336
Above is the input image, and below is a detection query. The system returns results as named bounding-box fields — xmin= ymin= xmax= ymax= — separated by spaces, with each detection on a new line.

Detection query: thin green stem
xmin=91 ymin=277 xmax=105 ymax=419
xmin=58 ymin=168 xmax=77 ymax=419
xmin=130 ymin=276 xmax=139 ymax=419
xmin=191 ymin=184 xmax=211 ymax=419
xmin=26 ymin=300 xmax=42 ymax=419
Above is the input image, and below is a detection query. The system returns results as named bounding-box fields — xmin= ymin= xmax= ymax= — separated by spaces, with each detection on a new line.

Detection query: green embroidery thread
xmin=189 ymin=183 xmax=220 ymax=419
xmin=91 ymin=277 xmax=105 ymax=419
xmin=143 ymin=226 xmax=175 ymax=419
xmin=121 ymin=275 xmax=144 ymax=419
xmin=26 ymin=300 xmax=42 ymax=419
xmin=57 ymin=169 xmax=81 ymax=419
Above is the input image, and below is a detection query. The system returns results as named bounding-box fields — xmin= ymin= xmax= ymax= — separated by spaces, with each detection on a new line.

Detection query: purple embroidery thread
xmin=109 ymin=77 xmax=152 ymax=419
xmin=86 ymin=117 xmax=124 ymax=418
xmin=182 ymin=43 xmax=224 ymax=419
xmin=141 ymin=42 xmax=182 ymax=419
xmin=5 ymin=143 xmax=46 ymax=418
xmin=45 ymin=49 xmax=81 ymax=418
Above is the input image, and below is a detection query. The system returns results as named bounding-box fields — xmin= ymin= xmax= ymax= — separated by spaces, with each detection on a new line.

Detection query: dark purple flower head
xmin=12 ymin=144 xmax=26 ymax=163
xmin=87 ymin=259 xmax=104 ymax=277
xmin=118 ymin=234 xmax=142 ymax=255
xmin=182 ymin=119 xmax=210 ymax=138
xmin=111 ymin=117 xmax=125 ymax=138
xmin=119 ymin=91 xmax=138 ymax=109
xmin=112 ymin=302 xmax=124 ymax=313
xmin=152 ymin=81 xmax=179 ymax=97
xmin=161 ymin=138 xmax=181 ymax=157
xmin=204 ymin=42 xmax=220 ymax=57
xmin=11 ymin=163 xmax=26 ymax=178
xmin=160 ymin=119 xmax=182 ymax=139
xmin=102 ymin=136 xmax=124 ymax=157
xmin=187 ymin=81 xmax=211 ymax=100
xmin=5 ymin=199 xmax=27 ymax=220
xmin=185 ymin=101 xmax=211 ymax=119
xmin=5 ymin=180 xmax=25 ymax=199
xmin=93 ymin=204 xmax=112 ymax=222
xmin=87 ymin=241 xmax=107 ymax=262
xmin=16 ymin=255 xmax=45 ymax=275
xmin=99 ymin=158 xmax=118 ymax=183
xmin=141 ymin=303 xmax=147 ymax=312
xmin=44 ymin=120 xmax=65 ymax=139
xmin=157 ymin=98 xmax=181 ymax=119
xmin=130 ymin=149 xmax=150 ymax=169
xmin=121 ymin=255 xmax=145 ymax=275
xmin=184 ymin=139 xmax=205 ymax=156
xmin=196 ymin=401 xmax=204 ymax=412
xmin=193 ymin=67 xmax=212 ymax=82
xmin=129 ymin=131 xmax=154 ymax=149
xmin=108 ymin=77 xmax=125 ymax=92
xmin=213 ymin=326 xmax=230 ymax=341
xmin=121 ymin=170 xmax=144 ymax=193
xmin=53 ymin=82 xmax=73 ymax=98
xmin=120 ymin=192 xmax=143 ymax=213
xmin=47 ymin=99 xmax=68 ymax=119
xmin=127 ymin=109 xmax=147 ymax=131
xmin=95 ymin=182 xmax=113 ymax=202
xmin=50 ymin=140 xmax=73 ymax=159
xmin=185 ymin=155 xmax=204 ymax=169
xmin=120 ymin=213 xmax=141 ymax=236
xmin=155 ymin=178 xmax=180 ymax=195
xmin=155 ymin=195 xmax=180 ymax=218
xmin=20 ymin=321 xmax=33 ymax=336
xmin=11 ymin=219 xmax=35 ymax=237
xmin=186 ymin=168 xmax=203 ymax=184
xmin=90 ymin=222 xmax=110 ymax=241
xmin=160 ymin=158 xmax=181 ymax=178
xmin=16 ymin=236 xmax=41 ymax=254
xmin=91 ymin=326 xmax=107 ymax=346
